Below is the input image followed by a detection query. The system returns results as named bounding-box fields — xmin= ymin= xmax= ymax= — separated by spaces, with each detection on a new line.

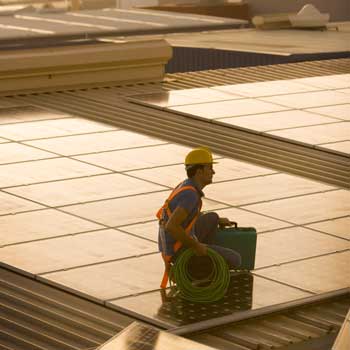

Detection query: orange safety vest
xmin=156 ymin=183 xmax=202 ymax=289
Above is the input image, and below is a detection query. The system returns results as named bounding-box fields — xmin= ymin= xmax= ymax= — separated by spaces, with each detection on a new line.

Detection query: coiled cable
xmin=169 ymin=248 xmax=230 ymax=303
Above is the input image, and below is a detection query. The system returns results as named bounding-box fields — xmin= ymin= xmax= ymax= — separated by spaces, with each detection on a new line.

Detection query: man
xmin=157 ymin=148 xmax=241 ymax=288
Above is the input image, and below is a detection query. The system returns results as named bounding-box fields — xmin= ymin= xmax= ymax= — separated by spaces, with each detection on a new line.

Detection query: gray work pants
xmin=173 ymin=212 xmax=241 ymax=275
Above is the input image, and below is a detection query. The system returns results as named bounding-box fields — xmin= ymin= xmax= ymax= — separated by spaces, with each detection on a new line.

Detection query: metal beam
xmin=169 ymin=289 xmax=350 ymax=336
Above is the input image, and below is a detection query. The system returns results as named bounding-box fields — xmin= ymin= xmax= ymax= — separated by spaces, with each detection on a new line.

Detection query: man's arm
xmin=165 ymin=206 xmax=207 ymax=256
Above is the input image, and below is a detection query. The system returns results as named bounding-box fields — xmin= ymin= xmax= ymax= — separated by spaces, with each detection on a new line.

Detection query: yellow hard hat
xmin=185 ymin=148 xmax=217 ymax=166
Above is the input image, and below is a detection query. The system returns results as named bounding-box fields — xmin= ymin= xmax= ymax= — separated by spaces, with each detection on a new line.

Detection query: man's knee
xmin=223 ymin=249 xmax=241 ymax=269
xmin=195 ymin=212 xmax=219 ymax=244
xmin=198 ymin=212 xmax=219 ymax=227
xmin=209 ymin=245 xmax=241 ymax=269
xmin=205 ymin=211 xmax=219 ymax=222
xmin=232 ymin=251 xmax=242 ymax=269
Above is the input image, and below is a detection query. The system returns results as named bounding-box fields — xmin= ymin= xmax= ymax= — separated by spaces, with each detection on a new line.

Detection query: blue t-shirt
xmin=158 ymin=178 xmax=203 ymax=256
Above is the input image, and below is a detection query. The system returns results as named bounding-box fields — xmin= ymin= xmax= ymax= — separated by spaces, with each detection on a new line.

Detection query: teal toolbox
xmin=214 ymin=222 xmax=257 ymax=270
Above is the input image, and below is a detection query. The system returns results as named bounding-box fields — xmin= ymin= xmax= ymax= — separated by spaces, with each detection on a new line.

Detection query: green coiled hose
xmin=169 ymin=248 xmax=230 ymax=303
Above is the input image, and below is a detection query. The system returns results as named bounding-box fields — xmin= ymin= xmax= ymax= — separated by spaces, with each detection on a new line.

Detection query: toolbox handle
xmin=219 ymin=221 xmax=238 ymax=229
xmin=229 ymin=221 xmax=238 ymax=228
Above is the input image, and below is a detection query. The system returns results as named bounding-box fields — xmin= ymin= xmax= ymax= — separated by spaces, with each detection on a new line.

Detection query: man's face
xmin=200 ymin=164 xmax=215 ymax=185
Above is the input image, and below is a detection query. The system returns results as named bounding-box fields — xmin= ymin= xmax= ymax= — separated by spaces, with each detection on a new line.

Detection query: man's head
xmin=185 ymin=148 xmax=216 ymax=187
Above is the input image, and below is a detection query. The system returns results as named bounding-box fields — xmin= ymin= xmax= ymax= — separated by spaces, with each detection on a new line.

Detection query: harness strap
xmin=160 ymin=212 xmax=199 ymax=288
xmin=158 ymin=184 xmax=202 ymax=289
xmin=156 ymin=185 xmax=197 ymax=220
xmin=160 ymin=254 xmax=172 ymax=289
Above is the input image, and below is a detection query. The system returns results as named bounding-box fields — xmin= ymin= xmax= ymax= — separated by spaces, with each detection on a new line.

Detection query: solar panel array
xmin=0 ymin=77 xmax=349 ymax=328
xmin=130 ymin=74 xmax=350 ymax=156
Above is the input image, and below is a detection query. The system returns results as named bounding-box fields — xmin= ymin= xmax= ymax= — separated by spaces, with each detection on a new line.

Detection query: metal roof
xmin=161 ymin=24 xmax=350 ymax=55
xmin=180 ymin=291 xmax=350 ymax=350
xmin=164 ymin=58 xmax=350 ymax=88
xmin=165 ymin=47 xmax=350 ymax=73
xmin=0 ymin=7 xmax=247 ymax=49
xmin=98 ymin=22 xmax=350 ymax=72
xmin=0 ymin=266 xmax=136 ymax=350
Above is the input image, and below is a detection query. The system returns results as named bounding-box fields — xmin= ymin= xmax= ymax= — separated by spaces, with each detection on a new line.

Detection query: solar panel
xmin=128 ymin=89 xmax=238 ymax=108
xmin=0 ymin=105 xmax=70 ymax=124
xmin=111 ymin=273 xmax=311 ymax=327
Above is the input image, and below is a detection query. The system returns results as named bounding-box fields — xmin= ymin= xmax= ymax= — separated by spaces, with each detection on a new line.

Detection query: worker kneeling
xmin=157 ymin=148 xmax=241 ymax=289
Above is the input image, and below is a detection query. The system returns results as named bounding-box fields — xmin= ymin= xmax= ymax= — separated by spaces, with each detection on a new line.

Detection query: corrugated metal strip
xmin=1 ymin=58 xmax=348 ymax=96
xmin=185 ymin=292 xmax=350 ymax=350
xmin=0 ymin=267 xmax=135 ymax=350
xmin=165 ymin=58 xmax=350 ymax=87
xmin=166 ymin=47 xmax=350 ymax=73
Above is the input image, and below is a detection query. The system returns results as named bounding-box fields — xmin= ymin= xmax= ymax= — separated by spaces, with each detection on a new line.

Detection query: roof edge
xmin=0 ymin=39 xmax=172 ymax=93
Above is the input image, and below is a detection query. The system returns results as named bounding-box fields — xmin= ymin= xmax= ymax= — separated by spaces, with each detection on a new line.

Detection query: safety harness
xmin=156 ymin=183 xmax=202 ymax=289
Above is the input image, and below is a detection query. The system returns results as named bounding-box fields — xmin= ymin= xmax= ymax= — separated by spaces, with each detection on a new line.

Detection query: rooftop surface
xmin=1 ymin=6 xmax=349 ymax=66
xmin=123 ymin=22 xmax=350 ymax=56
xmin=0 ymin=69 xmax=349 ymax=330
xmin=0 ymin=7 xmax=247 ymax=48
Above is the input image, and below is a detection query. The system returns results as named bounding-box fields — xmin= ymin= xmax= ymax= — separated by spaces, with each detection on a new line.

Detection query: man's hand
xmin=193 ymin=241 xmax=207 ymax=256
xmin=218 ymin=217 xmax=233 ymax=228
